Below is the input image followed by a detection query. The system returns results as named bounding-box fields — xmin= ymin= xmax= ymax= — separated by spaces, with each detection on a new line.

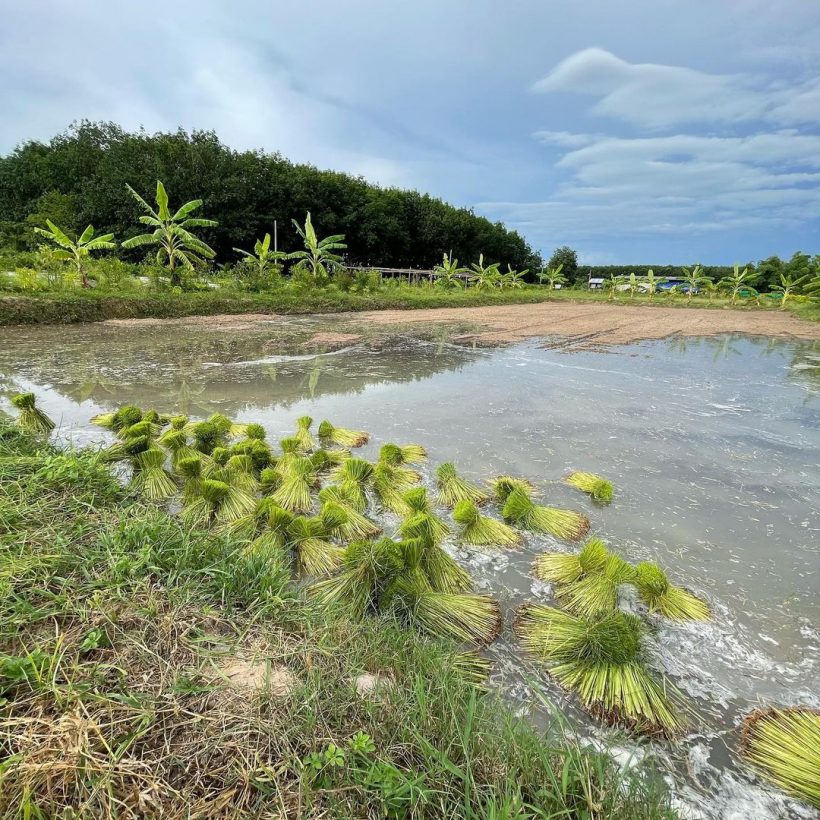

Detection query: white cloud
xmin=533 ymin=130 xmax=600 ymax=147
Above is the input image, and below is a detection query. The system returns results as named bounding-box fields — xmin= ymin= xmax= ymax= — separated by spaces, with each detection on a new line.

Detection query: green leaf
xmin=155 ymin=181 xmax=170 ymax=220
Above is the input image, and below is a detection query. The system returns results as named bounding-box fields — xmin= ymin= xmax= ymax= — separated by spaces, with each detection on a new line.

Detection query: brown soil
xmin=303 ymin=331 xmax=362 ymax=349
xmin=218 ymin=658 xmax=297 ymax=696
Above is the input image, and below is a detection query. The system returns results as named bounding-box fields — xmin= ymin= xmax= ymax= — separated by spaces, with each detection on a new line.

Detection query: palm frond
xmin=452 ymin=500 xmax=520 ymax=548
xmin=318 ymin=419 xmax=369 ymax=448
xmin=740 ymin=707 xmax=820 ymax=808
xmin=435 ymin=462 xmax=489 ymax=507
xmin=565 ymin=471 xmax=614 ymax=504
xmin=634 ymin=562 xmax=710 ymax=621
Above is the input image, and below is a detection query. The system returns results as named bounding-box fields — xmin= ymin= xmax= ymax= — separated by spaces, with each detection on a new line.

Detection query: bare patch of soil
xmin=302 ymin=331 xmax=362 ymax=350
xmin=219 ymin=658 xmax=297 ymax=696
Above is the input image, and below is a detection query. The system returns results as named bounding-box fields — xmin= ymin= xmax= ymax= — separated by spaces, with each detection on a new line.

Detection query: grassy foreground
xmin=0 ymin=423 xmax=676 ymax=818
xmin=1 ymin=283 xmax=815 ymax=327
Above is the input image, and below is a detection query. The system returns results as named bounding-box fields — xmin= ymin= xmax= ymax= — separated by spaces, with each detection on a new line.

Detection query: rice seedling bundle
xmin=502 ymin=488 xmax=590 ymax=541
xmin=259 ymin=466 xmax=283 ymax=494
xmin=515 ymin=605 xmax=687 ymax=735
xmin=489 ymin=475 xmax=536 ymax=504
xmin=277 ymin=437 xmax=302 ymax=473
xmin=181 ymin=478 xmax=230 ymax=527
xmin=318 ymin=419 xmax=369 ymax=448
xmin=565 ymin=471 xmax=614 ymax=504
xmin=11 ymin=393 xmax=55 ymax=435
xmin=435 ymin=462 xmax=489 ymax=507
xmin=244 ymin=423 xmax=267 ymax=441
xmin=398 ymin=510 xmax=450 ymax=547
xmin=318 ymin=486 xmax=380 ymax=540
xmin=634 ymin=562 xmax=710 ymax=621
xmin=294 ymin=415 xmax=315 ymax=452
xmin=532 ymin=537 xmax=610 ymax=585
xmin=740 ymin=707 xmax=820 ymax=808
xmin=557 ymin=554 xmax=636 ymax=617
xmin=130 ymin=448 xmax=177 ymax=501
xmin=287 ymin=515 xmax=345 ymax=575
xmin=400 ymin=535 xmax=472 ymax=594
xmin=169 ymin=415 xmax=188 ymax=430
xmin=231 ymin=438 xmax=273 ymax=471
xmin=452 ymin=500 xmax=520 ymax=548
xmin=99 ymin=434 xmax=151 ymax=464
xmin=158 ymin=429 xmax=198 ymax=467
xmin=379 ymin=443 xmax=427 ymax=466
xmin=373 ymin=463 xmax=421 ymax=515
xmin=190 ymin=420 xmax=223 ymax=455
xmin=271 ymin=460 xmax=316 ymax=514
xmin=92 ymin=404 xmax=142 ymax=432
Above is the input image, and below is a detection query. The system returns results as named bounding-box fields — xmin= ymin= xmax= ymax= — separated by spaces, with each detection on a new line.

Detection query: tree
xmin=33 ymin=220 xmax=115 ymax=288
xmin=432 ymin=253 xmax=467 ymax=289
xmin=288 ymin=212 xmax=346 ymax=283
xmin=538 ymin=263 xmax=566 ymax=290
xmin=718 ymin=264 xmax=758 ymax=305
xmin=680 ymin=264 xmax=707 ymax=301
xmin=121 ymin=181 xmax=217 ymax=287
xmin=771 ymin=272 xmax=810 ymax=309
xmin=548 ymin=246 xmax=578 ymax=283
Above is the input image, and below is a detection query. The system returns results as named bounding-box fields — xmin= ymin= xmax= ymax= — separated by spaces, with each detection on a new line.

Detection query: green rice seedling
xmin=287 ymin=515 xmax=345 ymax=575
xmin=176 ymin=455 xmax=203 ymax=501
xmin=294 ymin=415 xmax=315 ymax=452
xmin=231 ymin=437 xmax=273 ymax=472
xmin=244 ymin=422 xmax=266 ymax=441
xmin=11 ymin=393 xmax=55 ymax=435
xmin=565 ymin=471 xmax=614 ymax=504
xmin=332 ymin=457 xmax=374 ymax=512
xmin=130 ymin=448 xmax=177 ymax=501
xmin=206 ymin=412 xmax=235 ymax=438
xmin=634 ymin=562 xmax=710 ymax=621
xmin=398 ymin=509 xmax=450 ymax=547
xmin=190 ymin=420 xmax=224 ymax=455
xmin=502 ymin=488 xmax=590 ymax=542
xmin=557 ymin=554 xmax=636 ymax=617
xmin=182 ymin=459 xmax=256 ymax=526
xmin=318 ymin=485 xmax=381 ymax=540
xmin=435 ymin=462 xmax=490 ymax=507
xmin=157 ymin=428 xmax=198 ymax=467
xmin=373 ymin=463 xmax=421 ymax=515
xmin=310 ymin=537 xmax=405 ymax=617
xmin=452 ymin=500 xmax=521 ymax=548
xmin=272 ymin=457 xmax=317 ymax=513
xmin=533 ymin=537 xmax=609 ymax=585
xmin=740 ymin=707 xmax=820 ymax=808
xmin=389 ymin=575 xmax=502 ymax=645
xmin=242 ymin=500 xmax=295 ymax=554
xmin=118 ymin=418 xmax=158 ymax=441
xmin=277 ymin=436 xmax=302 ymax=474
xmin=214 ymin=480 xmax=257 ymax=526
xmin=259 ymin=466 xmax=284 ymax=494
xmin=180 ymin=477 xmax=230 ymax=527
xmin=515 ymin=605 xmax=687 ymax=736
xmin=451 ymin=651 xmax=493 ymax=686
xmin=400 ymin=534 xmax=472 ymax=594
xmin=91 ymin=404 xmax=142 ymax=432
xmin=379 ymin=442 xmax=428 ymax=466
xmin=318 ymin=419 xmax=369 ymax=448
xmin=489 ymin=475 xmax=537 ymax=504
xmin=99 ymin=434 xmax=151 ymax=464
xmin=169 ymin=414 xmax=188 ymax=430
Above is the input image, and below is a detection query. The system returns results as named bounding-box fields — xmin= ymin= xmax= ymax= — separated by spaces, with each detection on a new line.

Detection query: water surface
xmin=1 ymin=320 xmax=818 ymax=819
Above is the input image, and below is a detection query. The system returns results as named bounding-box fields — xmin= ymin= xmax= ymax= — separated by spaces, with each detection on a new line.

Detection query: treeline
xmin=0 ymin=122 xmax=541 ymax=271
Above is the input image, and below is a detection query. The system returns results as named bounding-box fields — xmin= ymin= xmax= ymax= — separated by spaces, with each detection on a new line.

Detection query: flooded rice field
xmin=1 ymin=317 xmax=818 ymax=819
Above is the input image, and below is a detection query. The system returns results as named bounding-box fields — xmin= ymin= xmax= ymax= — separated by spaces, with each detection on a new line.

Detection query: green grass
xmin=1 ymin=281 xmax=815 ymax=326
xmin=0 ymin=423 xmax=677 ymax=818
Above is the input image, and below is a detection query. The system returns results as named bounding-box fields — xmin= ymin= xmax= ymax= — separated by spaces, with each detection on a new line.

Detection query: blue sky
xmin=2 ymin=0 xmax=819 ymax=264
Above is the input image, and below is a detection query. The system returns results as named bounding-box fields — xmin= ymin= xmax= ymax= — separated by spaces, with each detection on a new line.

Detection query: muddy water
xmin=1 ymin=319 xmax=818 ymax=819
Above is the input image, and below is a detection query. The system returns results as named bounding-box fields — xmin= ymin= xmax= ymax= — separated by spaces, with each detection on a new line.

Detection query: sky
xmin=1 ymin=0 xmax=820 ymax=264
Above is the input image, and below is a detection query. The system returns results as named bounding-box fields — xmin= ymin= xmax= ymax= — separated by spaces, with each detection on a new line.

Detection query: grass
xmin=0 ymin=422 xmax=678 ymax=817
xmin=1 ymin=280 xmax=816 ymax=326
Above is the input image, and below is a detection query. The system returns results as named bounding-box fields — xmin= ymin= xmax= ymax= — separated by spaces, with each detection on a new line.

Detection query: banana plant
xmin=33 ymin=220 xmax=115 ymax=288
xmin=718 ymin=264 xmax=757 ymax=305
xmin=538 ymin=263 xmax=566 ymax=290
xmin=234 ymin=232 xmax=286 ymax=276
xmin=680 ymin=265 xmax=707 ymax=301
xmin=288 ymin=212 xmax=346 ymax=283
xmin=499 ymin=265 xmax=528 ymax=289
xmin=433 ymin=253 xmax=468 ymax=289
xmin=626 ymin=272 xmax=639 ymax=297
xmin=469 ymin=254 xmax=501 ymax=290
xmin=122 ymin=181 xmax=217 ymax=287
xmin=771 ymin=272 xmax=810 ymax=310
xmin=644 ymin=269 xmax=665 ymax=300
xmin=603 ymin=275 xmax=623 ymax=302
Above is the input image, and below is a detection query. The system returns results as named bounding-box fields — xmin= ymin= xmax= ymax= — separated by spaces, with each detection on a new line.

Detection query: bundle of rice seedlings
xmin=389 ymin=575 xmax=501 ymax=645
xmin=740 ymin=707 xmax=820 ymax=808
xmin=502 ymin=488 xmax=590 ymax=542
xmin=242 ymin=501 xmax=295 ymax=554
xmin=634 ymin=562 xmax=710 ymax=622
xmin=181 ymin=478 xmax=230 ymax=527
xmin=451 ymin=651 xmax=493 ymax=686
xmin=400 ymin=535 xmax=472 ymax=594
xmin=565 ymin=471 xmax=614 ymax=504
xmin=515 ymin=605 xmax=687 ymax=735
xmin=99 ymin=434 xmax=151 ymax=464
xmin=91 ymin=404 xmax=142 ymax=432
xmin=270 ymin=456 xmax=317 ymax=513
xmin=206 ymin=412 xmax=235 ymax=438
xmin=158 ymin=428 xmax=198 ymax=467
xmin=214 ymin=480 xmax=257 ymax=526
xmin=118 ymin=418 xmax=159 ymax=441
xmin=277 ymin=437 xmax=302 ymax=474
xmin=533 ymin=537 xmax=609 ymax=585
xmin=332 ymin=458 xmax=374 ymax=512
xmin=176 ymin=455 xmax=203 ymax=501
xmin=169 ymin=415 xmax=188 ymax=430
xmin=294 ymin=415 xmax=315 ymax=452
xmin=373 ymin=463 xmax=422 ymax=515
xmin=452 ymin=500 xmax=520 ymax=548
xmin=557 ymin=554 xmax=636 ymax=617
xmin=318 ymin=486 xmax=381 ymax=540
xmin=399 ymin=510 xmax=450 ymax=547
xmin=11 ymin=393 xmax=55 ymax=435
xmin=378 ymin=442 xmax=428 ymax=466
xmin=310 ymin=537 xmax=405 ymax=617
xmin=318 ymin=419 xmax=369 ymax=448
xmin=231 ymin=437 xmax=273 ymax=472
xmin=245 ymin=423 xmax=267 ymax=441
xmin=435 ymin=462 xmax=489 ymax=507
xmin=190 ymin=420 xmax=224 ymax=455
xmin=129 ymin=448 xmax=177 ymax=500
xmin=287 ymin=515 xmax=345 ymax=576
xmin=259 ymin=466 xmax=284 ymax=494
xmin=489 ymin=475 xmax=537 ymax=504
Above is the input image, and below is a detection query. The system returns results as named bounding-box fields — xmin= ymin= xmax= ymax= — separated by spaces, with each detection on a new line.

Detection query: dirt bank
xmin=102 ymin=301 xmax=820 ymax=349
